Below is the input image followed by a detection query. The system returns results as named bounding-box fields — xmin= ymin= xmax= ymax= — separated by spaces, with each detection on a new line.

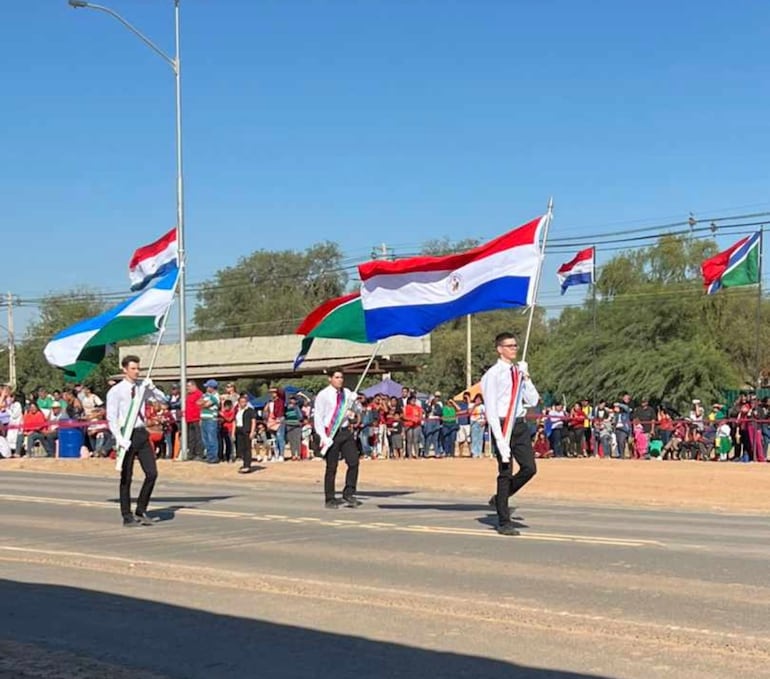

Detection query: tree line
xmin=5 ymin=234 xmax=765 ymax=409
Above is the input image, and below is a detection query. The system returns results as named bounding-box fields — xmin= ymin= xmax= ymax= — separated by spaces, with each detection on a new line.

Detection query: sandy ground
xmin=3 ymin=455 xmax=769 ymax=514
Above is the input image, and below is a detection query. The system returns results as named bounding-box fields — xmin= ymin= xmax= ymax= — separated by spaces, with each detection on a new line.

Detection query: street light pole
xmin=7 ymin=292 xmax=16 ymax=390
xmin=69 ymin=0 xmax=189 ymax=460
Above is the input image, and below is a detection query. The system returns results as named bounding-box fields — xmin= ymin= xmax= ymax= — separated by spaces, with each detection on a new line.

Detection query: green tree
xmin=192 ymin=242 xmax=349 ymax=339
xmin=537 ymin=234 xmax=761 ymax=409
xmin=12 ymin=291 xmax=119 ymax=395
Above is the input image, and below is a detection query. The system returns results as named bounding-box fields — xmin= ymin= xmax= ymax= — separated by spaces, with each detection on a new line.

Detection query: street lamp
xmin=68 ymin=0 xmax=189 ymax=459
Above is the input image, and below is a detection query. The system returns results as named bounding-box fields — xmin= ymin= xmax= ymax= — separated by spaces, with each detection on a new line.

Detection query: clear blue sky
xmin=3 ymin=1 xmax=770 ymax=340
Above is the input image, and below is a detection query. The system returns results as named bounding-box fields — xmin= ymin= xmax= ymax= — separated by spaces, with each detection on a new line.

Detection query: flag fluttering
xmin=129 ymin=227 xmax=179 ymax=291
xmin=701 ymin=232 xmax=761 ymax=295
xmin=358 ymin=217 xmax=544 ymax=341
xmin=293 ymin=292 xmax=368 ymax=370
xmin=556 ymin=247 xmax=595 ymax=294
xmin=44 ymin=267 xmax=179 ymax=381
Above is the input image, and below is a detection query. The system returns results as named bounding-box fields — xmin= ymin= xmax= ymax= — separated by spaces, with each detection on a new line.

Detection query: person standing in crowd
xmin=581 ymin=398 xmax=593 ymax=456
xmin=185 ymin=381 xmax=204 ymax=460
xmin=440 ymin=398 xmax=459 ymax=457
xmin=265 ymin=387 xmax=286 ymax=462
xmin=199 ymin=379 xmax=221 ymax=464
xmin=469 ymin=394 xmax=486 ymax=458
xmin=7 ymin=392 xmax=24 ymax=457
xmin=234 ymin=393 xmax=257 ymax=473
xmin=219 ymin=398 xmax=236 ymax=462
xmin=423 ymin=392 xmax=443 ymax=457
xmin=403 ymin=394 xmax=423 ymax=459
xmin=284 ymin=395 xmax=303 ymax=459
xmin=614 ymin=396 xmax=632 ymax=458
xmin=314 ymin=369 xmax=362 ymax=509
xmin=547 ymin=402 xmax=565 ymax=457
xmin=456 ymin=392 xmax=472 ymax=456
xmin=107 ymin=354 xmax=166 ymax=527
xmin=481 ymin=332 xmax=540 ymax=536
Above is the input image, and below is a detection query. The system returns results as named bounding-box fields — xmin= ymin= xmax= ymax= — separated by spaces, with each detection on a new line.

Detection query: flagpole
xmin=466 ymin=314 xmax=472 ymax=388
xmin=353 ymin=341 xmax=383 ymax=393
xmin=591 ymin=245 xmax=598 ymax=408
xmin=755 ymin=227 xmax=763 ymax=389
xmin=521 ymin=197 xmax=554 ymax=361
xmin=503 ymin=198 xmax=553 ymax=443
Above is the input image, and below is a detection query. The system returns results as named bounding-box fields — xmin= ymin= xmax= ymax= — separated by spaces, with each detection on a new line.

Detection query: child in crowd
xmin=253 ymin=421 xmax=269 ymax=463
xmin=532 ymin=424 xmax=552 ymax=458
xmin=633 ymin=419 xmax=648 ymax=459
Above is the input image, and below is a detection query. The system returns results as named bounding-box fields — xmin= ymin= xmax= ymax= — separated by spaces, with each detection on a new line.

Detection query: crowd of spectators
xmin=1 ymin=379 xmax=769 ymax=465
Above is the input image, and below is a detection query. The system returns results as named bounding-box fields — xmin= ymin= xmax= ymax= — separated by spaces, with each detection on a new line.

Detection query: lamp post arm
xmin=73 ymin=2 xmax=177 ymax=72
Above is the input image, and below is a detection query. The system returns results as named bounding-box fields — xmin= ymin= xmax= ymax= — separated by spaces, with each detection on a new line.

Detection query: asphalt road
xmin=1 ymin=470 xmax=770 ymax=678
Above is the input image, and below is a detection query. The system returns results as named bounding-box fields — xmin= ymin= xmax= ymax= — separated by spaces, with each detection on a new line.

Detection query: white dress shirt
xmin=106 ymin=378 xmax=166 ymax=444
xmin=313 ymin=385 xmax=354 ymax=441
xmin=480 ymin=358 xmax=540 ymax=454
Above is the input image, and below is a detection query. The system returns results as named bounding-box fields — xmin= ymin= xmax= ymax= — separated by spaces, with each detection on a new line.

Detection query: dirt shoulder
xmin=3 ymin=456 xmax=768 ymax=514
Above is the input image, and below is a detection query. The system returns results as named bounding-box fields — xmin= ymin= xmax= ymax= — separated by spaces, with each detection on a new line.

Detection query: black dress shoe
xmin=122 ymin=516 xmax=139 ymax=527
xmin=135 ymin=513 xmax=155 ymax=526
xmin=324 ymin=500 xmax=340 ymax=509
xmin=342 ymin=496 xmax=362 ymax=507
xmin=496 ymin=523 xmax=520 ymax=536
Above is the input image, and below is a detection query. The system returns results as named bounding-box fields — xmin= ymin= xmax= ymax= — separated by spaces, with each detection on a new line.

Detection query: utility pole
xmin=466 ymin=314 xmax=472 ymax=387
xmin=5 ymin=292 xmax=16 ymax=389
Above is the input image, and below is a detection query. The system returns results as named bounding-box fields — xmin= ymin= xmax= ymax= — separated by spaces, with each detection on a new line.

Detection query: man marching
xmin=480 ymin=332 xmax=540 ymax=536
xmin=106 ymin=354 xmax=166 ymax=527
xmin=314 ymin=369 xmax=362 ymax=509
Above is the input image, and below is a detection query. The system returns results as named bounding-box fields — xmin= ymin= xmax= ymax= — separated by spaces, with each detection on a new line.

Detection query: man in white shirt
xmin=480 ymin=332 xmax=540 ymax=536
xmin=106 ymin=354 xmax=166 ymax=527
xmin=313 ymin=369 xmax=362 ymax=509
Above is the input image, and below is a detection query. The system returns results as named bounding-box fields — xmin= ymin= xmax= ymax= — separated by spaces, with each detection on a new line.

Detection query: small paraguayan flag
xmin=556 ymin=247 xmax=594 ymax=294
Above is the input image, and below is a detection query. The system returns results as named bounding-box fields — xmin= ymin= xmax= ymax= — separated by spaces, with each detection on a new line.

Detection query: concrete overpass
xmin=120 ymin=334 xmax=430 ymax=383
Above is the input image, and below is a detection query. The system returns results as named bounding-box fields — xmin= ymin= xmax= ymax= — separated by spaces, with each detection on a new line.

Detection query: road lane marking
xmin=0 ymin=493 xmax=663 ymax=548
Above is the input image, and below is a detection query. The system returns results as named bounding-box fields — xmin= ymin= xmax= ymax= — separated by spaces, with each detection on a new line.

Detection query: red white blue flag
xmin=358 ymin=217 xmax=544 ymax=341
xmin=128 ymin=228 xmax=179 ymax=291
xmin=556 ymin=247 xmax=595 ymax=294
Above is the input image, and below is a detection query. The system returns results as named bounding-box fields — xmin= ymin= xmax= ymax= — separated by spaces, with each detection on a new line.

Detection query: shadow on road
xmin=355 ymin=490 xmax=415 ymax=498
xmin=1 ymin=579 xmax=610 ymax=679
xmin=377 ymin=503 xmax=492 ymax=512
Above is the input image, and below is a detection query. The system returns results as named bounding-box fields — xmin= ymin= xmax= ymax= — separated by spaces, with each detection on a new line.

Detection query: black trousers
xmin=492 ymin=419 xmax=537 ymax=525
xmin=187 ymin=421 xmax=204 ymax=459
xmin=120 ymin=428 xmax=158 ymax=519
xmin=324 ymin=428 xmax=359 ymax=502
xmin=235 ymin=428 xmax=251 ymax=469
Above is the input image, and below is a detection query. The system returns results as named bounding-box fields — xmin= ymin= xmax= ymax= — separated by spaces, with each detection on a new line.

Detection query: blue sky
xmin=3 ymin=1 xmax=770 ymax=340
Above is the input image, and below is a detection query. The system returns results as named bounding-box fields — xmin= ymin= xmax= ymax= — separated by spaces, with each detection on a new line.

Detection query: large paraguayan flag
xmin=358 ymin=216 xmax=544 ymax=341
xmin=556 ymin=247 xmax=595 ymax=294
xmin=129 ymin=227 xmax=179 ymax=291
xmin=701 ymin=231 xmax=761 ymax=295
xmin=44 ymin=267 xmax=179 ymax=381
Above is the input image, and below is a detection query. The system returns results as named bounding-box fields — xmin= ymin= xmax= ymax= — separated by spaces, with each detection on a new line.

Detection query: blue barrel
xmin=59 ymin=427 xmax=84 ymax=458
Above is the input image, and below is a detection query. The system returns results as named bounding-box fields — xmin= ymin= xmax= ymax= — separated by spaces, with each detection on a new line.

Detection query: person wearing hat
xmin=480 ymin=331 xmax=540 ymax=536
xmin=199 ymin=379 xmax=221 ymax=463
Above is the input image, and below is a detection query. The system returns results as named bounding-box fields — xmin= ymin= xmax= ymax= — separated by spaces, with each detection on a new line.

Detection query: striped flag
xmin=701 ymin=232 xmax=761 ymax=295
xmin=129 ymin=228 xmax=179 ymax=291
xmin=358 ymin=217 xmax=544 ymax=341
xmin=556 ymin=247 xmax=595 ymax=294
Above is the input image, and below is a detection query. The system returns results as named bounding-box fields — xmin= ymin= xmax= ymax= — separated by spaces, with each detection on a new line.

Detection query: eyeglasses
xmin=499 ymin=343 xmax=518 ymax=349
